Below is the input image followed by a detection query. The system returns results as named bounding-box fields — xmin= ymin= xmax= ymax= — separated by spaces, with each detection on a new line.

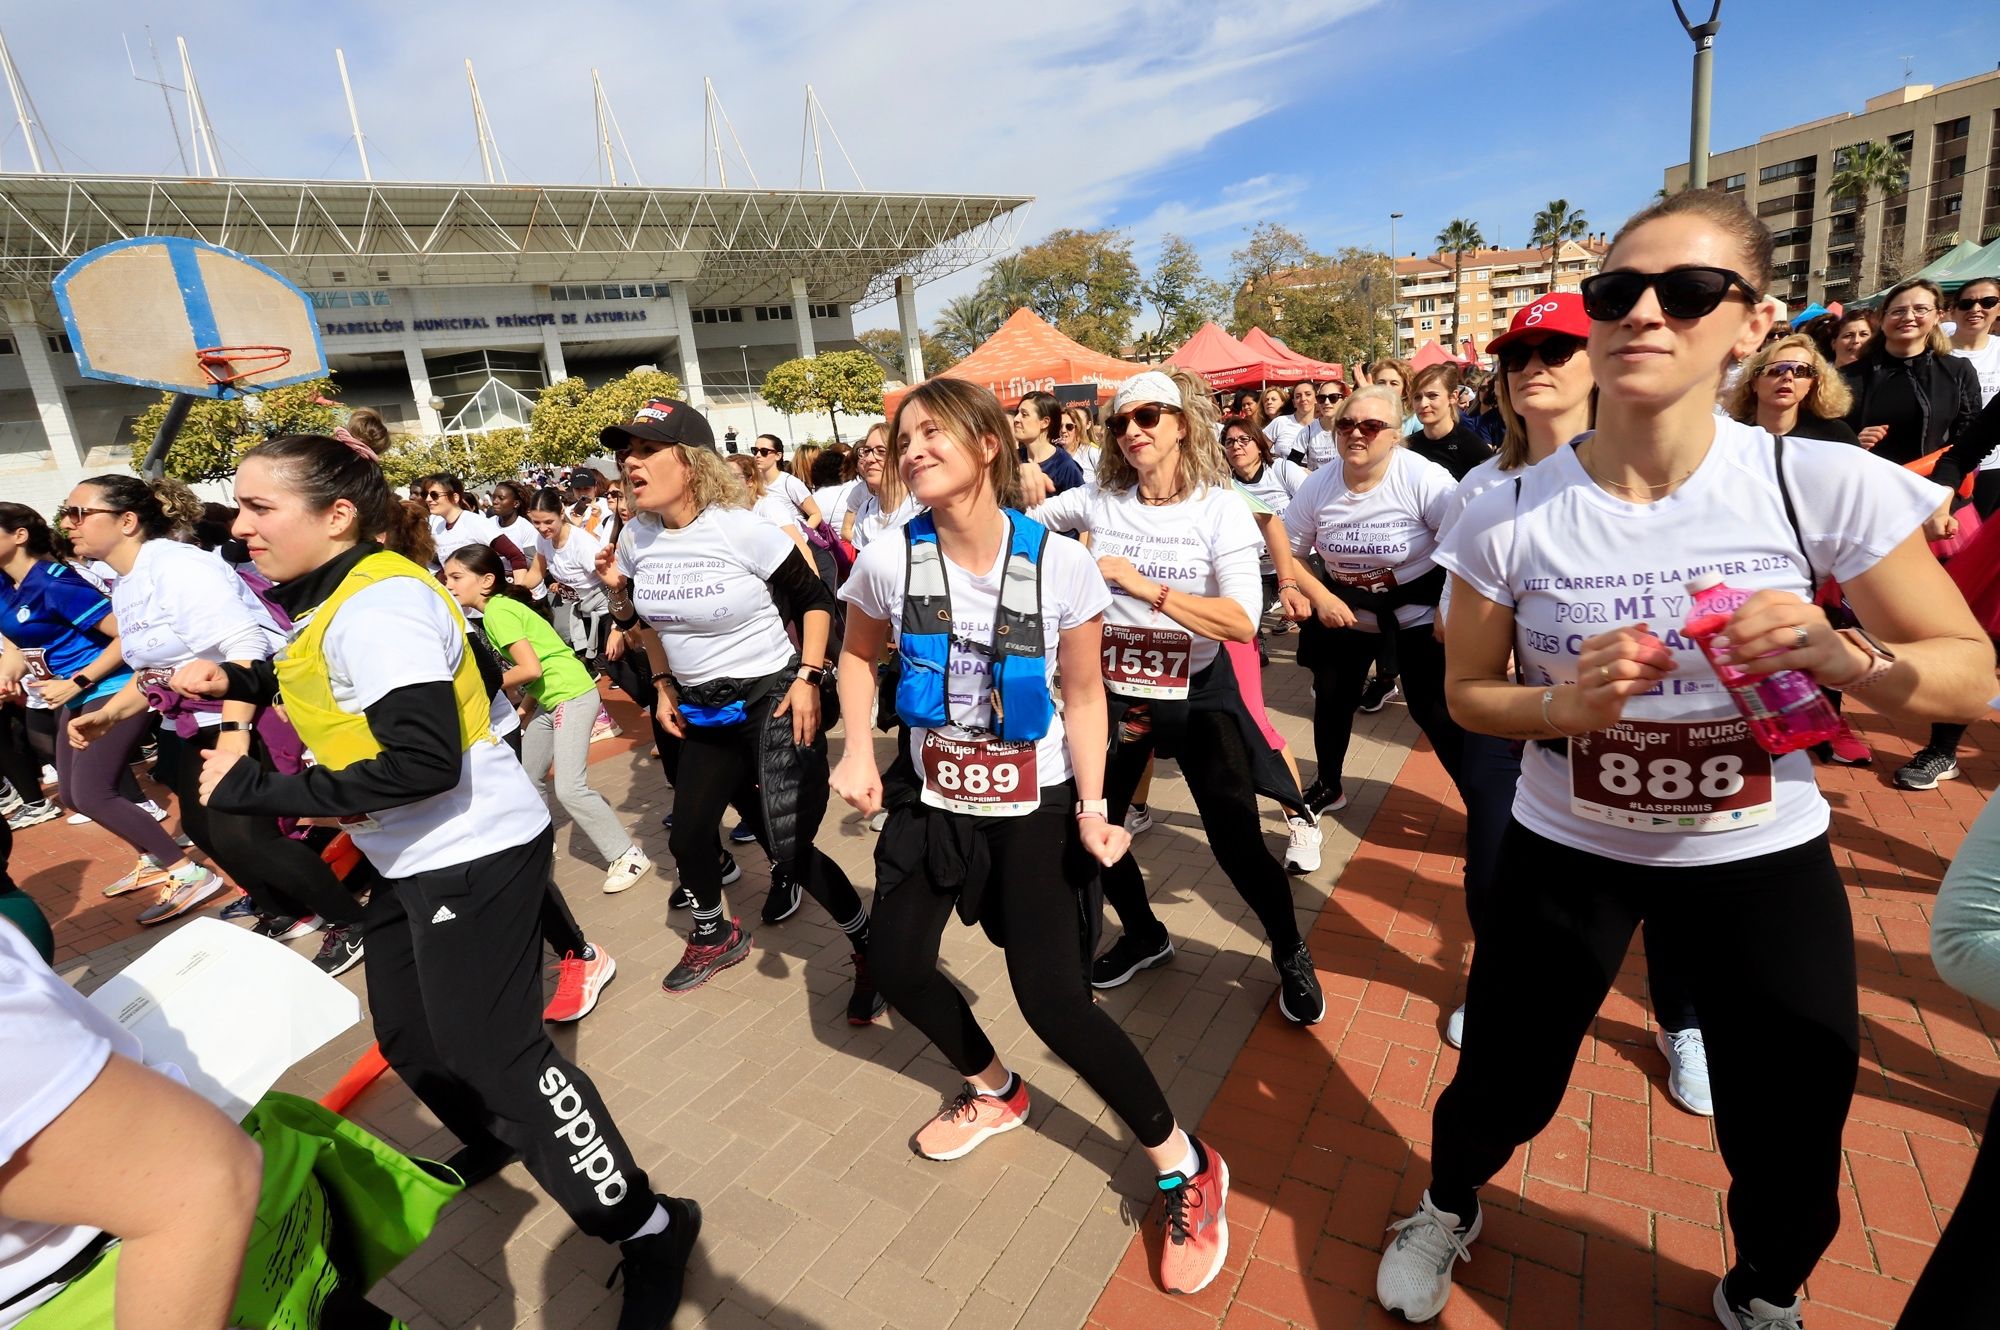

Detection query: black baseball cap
xmin=600 ymin=397 xmax=717 ymax=452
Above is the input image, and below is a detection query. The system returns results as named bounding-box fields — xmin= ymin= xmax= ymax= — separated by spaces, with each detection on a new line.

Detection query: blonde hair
xmin=1881 ymin=278 xmax=1953 ymax=357
xmin=1341 ymin=384 xmax=1406 ymax=425
xmin=1724 ymin=333 xmax=1853 ymax=425
xmin=792 ymin=444 xmax=822 ymax=484
xmin=1368 ymin=358 xmax=1415 ymax=409
xmin=626 ymin=444 xmax=749 ymax=533
xmin=1097 ymin=369 xmax=1231 ymax=497
xmin=727 ymin=452 xmax=767 ymax=500
xmin=859 ymin=421 xmax=902 ymax=508
xmin=1061 ymin=404 xmax=1095 ymax=455
xmin=887 ymin=380 xmax=1021 ymax=511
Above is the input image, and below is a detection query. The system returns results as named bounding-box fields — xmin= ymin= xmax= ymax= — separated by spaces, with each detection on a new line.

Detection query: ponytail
xmin=82 ymin=474 xmax=203 ymax=542
xmin=444 ymin=542 xmax=534 ymax=607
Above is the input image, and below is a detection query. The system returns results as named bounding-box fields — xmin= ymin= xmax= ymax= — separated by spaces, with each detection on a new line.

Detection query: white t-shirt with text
xmin=1437 ymin=417 xmax=1945 ymax=866
xmin=1952 ymin=339 xmax=2000 ymax=469
xmin=1283 ymin=447 xmax=1457 ymax=631
xmin=537 ymin=522 xmax=606 ymax=597
xmin=618 ymin=506 xmax=798 ymax=686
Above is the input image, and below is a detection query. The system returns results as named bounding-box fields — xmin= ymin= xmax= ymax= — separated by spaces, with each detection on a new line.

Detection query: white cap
xmin=1110 ymin=370 xmax=1183 ymax=414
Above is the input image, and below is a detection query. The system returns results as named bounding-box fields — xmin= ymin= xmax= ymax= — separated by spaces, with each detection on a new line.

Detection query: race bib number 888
xmin=1569 ymin=718 xmax=1774 ymax=833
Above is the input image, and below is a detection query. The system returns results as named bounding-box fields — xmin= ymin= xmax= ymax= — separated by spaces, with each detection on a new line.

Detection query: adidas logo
xmin=431 ymin=905 xmax=458 ymax=924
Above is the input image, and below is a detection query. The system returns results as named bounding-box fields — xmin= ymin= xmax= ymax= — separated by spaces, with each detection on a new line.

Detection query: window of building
xmin=807 ymin=302 xmax=842 ymax=318
xmin=754 ymin=306 xmax=795 ymax=321
xmin=0 ymin=338 xmax=14 ymax=355
xmin=1939 ymin=115 xmax=1971 ymax=142
xmin=692 ymin=307 xmax=742 ymax=324
xmin=1418 ymin=297 xmax=1436 ymax=313
xmin=1718 ymin=172 xmax=1746 ymax=191
xmin=1420 ymin=318 xmax=1434 ymax=332
xmin=1942 ymin=194 xmax=1964 ymax=215
xmin=1939 ymin=156 xmax=1967 ymax=180
xmin=45 ymin=334 xmax=71 ymax=355
xmin=1759 ymin=155 xmax=1816 ymax=184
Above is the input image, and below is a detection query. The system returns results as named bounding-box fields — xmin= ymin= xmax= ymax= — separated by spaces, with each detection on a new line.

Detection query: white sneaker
xmin=138 ymin=799 xmax=168 ymax=822
xmin=1124 ymin=804 xmax=1155 ymax=835
xmin=66 ymin=811 xmax=92 ymax=825
xmin=1377 ymin=1190 xmax=1481 ymax=1322
xmin=1713 ymin=1279 xmax=1804 ymax=1329
xmin=602 ymin=847 xmax=653 ymax=894
xmin=1656 ymin=1027 xmax=1714 ymax=1117
xmin=0 ymin=781 xmax=22 ymax=816
xmin=1284 ymin=816 xmax=1322 ymax=874
xmin=1444 ymin=1003 xmax=1466 ymax=1049
xmin=38 ymin=765 xmax=56 ymax=787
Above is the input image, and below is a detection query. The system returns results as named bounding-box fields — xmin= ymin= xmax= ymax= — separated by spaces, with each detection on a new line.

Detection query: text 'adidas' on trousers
xmin=363 ymin=824 xmax=656 ymax=1242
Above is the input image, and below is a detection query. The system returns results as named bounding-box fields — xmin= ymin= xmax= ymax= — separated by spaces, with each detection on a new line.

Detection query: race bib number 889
xmin=1569 ymin=718 xmax=1774 ymax=833
xmin=918 ymin=730 xmax=1040 ymax=818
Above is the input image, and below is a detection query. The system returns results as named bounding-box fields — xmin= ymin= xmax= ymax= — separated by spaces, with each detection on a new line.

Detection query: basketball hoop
xmin=197 ymin=344 xmax=294 ymax=390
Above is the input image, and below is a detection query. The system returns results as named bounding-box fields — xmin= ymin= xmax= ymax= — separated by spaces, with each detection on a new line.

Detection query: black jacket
xmin=1841 ymin=346 xmax=1984 ymax=491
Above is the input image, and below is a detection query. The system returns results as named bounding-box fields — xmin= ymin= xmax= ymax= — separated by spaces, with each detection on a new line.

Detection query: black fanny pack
xmin=676 ymin=667 xmax=792 ymax=727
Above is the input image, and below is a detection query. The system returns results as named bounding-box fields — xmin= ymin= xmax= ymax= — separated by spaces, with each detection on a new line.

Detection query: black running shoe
xmin=719 ymin=851 xmax=742 ymax=886
xmin=1276 ymin=941 xmax=1325 ymax=1025
xmin=848 ymin=950 xmax=887 ymax=1025
xmin=1894 ymin=745 xmax=1960 ymax=791
xmin=313 ymin=925 xmax=365 ymax=977
xmin=1358 ymin=675 xmax=1398 ymax=713
xmin=761 ymin=869 xmax=802 ymax=924
xmin=1089 ymin=931 xmax=1175 ymax=990
xmin=662 ymin=920 xmax=752 ymax=994
xmin=1300 ymin=780 xmax=1348 ymax=819
xmin=608 ymin=1194 xmax=703 ymax=1328
xmin=729 ymin=820 xmax=758 ymax=845
xmin=668 ymin=884 xmax=696 ymax=911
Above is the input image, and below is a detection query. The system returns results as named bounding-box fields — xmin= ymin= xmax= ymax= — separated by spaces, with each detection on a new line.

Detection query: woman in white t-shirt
xmin=1376 ymin=189 xmax=1996 ymax=1327
xmin=597 ymin=406 xmax=879 ymax=1021
xmin=1030 ymin=371 xmax=1324 ymax=1026
xmin=171 ymin=432 xmax=703 ymax=1319
xmin=1282 ymin=385 xmax=1465 ymax=815
xmin=526 ymin=487 xmax=611 ymax=659
xmin=726 ymin=454 xmax=815 ymax=562
xmin=488 ymin=480 xmax=549 ymax=607
xmin=1949 ymin=275 xmax=2000 ymax=516
xmin=0 ymin=919 xmax=260 ymax=1328
xmin=829 ymin=378 xmax=1232 ymax=1298
xmin=747 ymin=434 xmax=825 ymax=531
xmin=844 ymin=423 xmax=920 ymax=550
xmin=418 ymin=472 xmax=526 ymax=575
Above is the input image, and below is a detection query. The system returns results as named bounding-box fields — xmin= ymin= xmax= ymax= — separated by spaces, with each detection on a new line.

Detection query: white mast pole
xmin=336 ymin=48 xmax=371 ymax=181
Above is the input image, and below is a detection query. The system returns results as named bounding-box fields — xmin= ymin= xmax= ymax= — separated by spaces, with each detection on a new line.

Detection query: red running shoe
xmin=1824 ymin=719 xmax=1872 ymax=766
xmin=912 ymin=1078 xmax=1029 ymax=1161
xmin=544 ymin=947 xmax=617 ymax=1022
xmin=1157 ymin=1139 xmax=1230 ymax=1295
xmin=661 ymin=921 xmax=751 ymax=994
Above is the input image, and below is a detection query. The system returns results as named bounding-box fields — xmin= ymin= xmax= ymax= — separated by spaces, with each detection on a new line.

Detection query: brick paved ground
xmin=13 ymin=645 xmax=1995 ymax=1328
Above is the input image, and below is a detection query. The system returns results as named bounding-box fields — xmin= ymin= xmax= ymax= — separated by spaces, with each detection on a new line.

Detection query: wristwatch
xmin=797 ymin=662 xmax=829 ymax=685
xmin=1074 ymin=798 xmax=1109 ymax=821
xmin=217 ymin=720 xmax=256 ymax=734
xmin=1833 ymin=626 xmax=1897 ymax=691
xmin=69 ymin=673 xmax=92 ymax=690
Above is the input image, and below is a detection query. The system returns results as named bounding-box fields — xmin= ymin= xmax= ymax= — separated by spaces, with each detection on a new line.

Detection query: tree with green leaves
xmin=129 ymin=379 xmax=342 ymax=482
xmin=1530 ymin=199 xmax=1589 ymax=291
xmin=932 ymin=292 xmax=1003 ymax=363
xmin=526 ymin=368 xmax=684 ymax=467
xmin=1233 ymin=247 xmax=1395 ymax=364
xmin=1138 ymin=234 xmax=1231 ymax=357
xmin=978 ymin=254 xmax=1038 ymax=317
xmin=760 ymin=349 xmax=885 ymax=444
xmin=856 ymin=327 xmax=956 ymax=381
xmin=1011 ymin=228 xmax=1142 ymax=354
xmin=1435 ymin=218 xmax=1486 ymax=342
xmin=1229 ymin=222 xmax=1320 ymax=291
xmin=378 ymin=427 xmax=531 ymax=490
xmin=1827 ymin=139 xmax=1909 ymax=291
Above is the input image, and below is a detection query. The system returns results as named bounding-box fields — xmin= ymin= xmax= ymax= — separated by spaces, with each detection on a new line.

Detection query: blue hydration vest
xmin=895 ymin=510 xmax=1053 ymax=742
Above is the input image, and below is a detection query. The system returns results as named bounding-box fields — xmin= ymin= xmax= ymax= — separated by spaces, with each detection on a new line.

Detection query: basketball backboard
xmin=53 ymin=236 xmax=326 ymax=399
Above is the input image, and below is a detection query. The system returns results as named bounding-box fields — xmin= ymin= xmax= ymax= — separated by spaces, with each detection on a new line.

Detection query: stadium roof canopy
xmin=0 ymin=174 xmax=1031 ymax=311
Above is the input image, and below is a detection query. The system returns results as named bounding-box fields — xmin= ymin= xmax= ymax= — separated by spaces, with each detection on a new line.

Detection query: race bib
xmin=1100 ymin=622 xmax=1192 ymax=699
xmin=1569 ymin=718 xmax=1774 ymax=833
xmin=918 ymin=730 xmax=1039 ymax=817
xmin=1331 ymin=567 xmax=1395 ymax=592
xmin=17 ymin=647 xmax=52 ymax=682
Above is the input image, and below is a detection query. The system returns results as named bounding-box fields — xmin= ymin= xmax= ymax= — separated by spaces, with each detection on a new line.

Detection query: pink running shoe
xmin=912 ymin=1078 xmax=1030 ymax=1161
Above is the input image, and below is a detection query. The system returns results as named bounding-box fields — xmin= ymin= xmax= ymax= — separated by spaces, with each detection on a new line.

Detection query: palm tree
xmin=1435 ymin=218 xmax=1486 ymax=341
xmin=1530 ymin=199 xmax=1589 ymax=291
xmin=1827 ymin=140 xmax=1909 ymax=291
xmin=932 ymin=292 xmax=1002 ymax=361
xmin=980 ymin=255 xmax=1038 ymax=318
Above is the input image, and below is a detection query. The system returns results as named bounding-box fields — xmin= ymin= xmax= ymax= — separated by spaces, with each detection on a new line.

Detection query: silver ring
xmin=1793 ymin=625 xmax=1810 ymax=650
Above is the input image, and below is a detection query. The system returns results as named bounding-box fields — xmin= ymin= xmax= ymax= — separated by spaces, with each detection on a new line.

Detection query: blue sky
xmin=4 ymin=1 xmax=1997 ymax=331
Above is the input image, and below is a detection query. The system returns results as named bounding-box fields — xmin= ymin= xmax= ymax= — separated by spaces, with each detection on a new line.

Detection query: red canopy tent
xmin=884 ymin=308 xmax=1149 ymax=415
xmin=1240 ymin=326 xmax=1345 ymax=383
xmin=1409 ymin=336 xmax=1482 ymax=371
xmin=1166 ymin=321 xmax=1296 ymax=390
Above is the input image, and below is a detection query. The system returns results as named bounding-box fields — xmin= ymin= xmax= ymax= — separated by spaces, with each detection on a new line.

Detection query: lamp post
xmin=1673 ymin=1 xmax=1723 ymax=189
xmin=739 ymin=345 xmax=760 ymax=436
xmin=1389 ymin=212 xmax=1404 ymax=358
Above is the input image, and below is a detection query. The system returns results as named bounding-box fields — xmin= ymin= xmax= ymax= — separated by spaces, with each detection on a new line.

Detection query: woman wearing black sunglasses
xmin=1375 ymin=188 xmax=1994 ymax=1329
xmin=1949 ymin=276 xmax=2000 ymax=517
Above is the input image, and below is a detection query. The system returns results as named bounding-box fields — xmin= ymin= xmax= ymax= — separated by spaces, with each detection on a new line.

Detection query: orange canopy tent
xmin=1166 ymin=321 xmax=1299 ymax=390
xmin=1240 ymin=326 xmax=1345 ymax=383
xmin=884 ymin=308 xmax=1149 ymax=414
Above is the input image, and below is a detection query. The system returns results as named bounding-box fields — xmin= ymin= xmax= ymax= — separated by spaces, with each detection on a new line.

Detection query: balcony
xmin=1399 ymin=280 xmax=1453 ymax=298
xmin=1490 ymin=271 xmax=1546 ymax=289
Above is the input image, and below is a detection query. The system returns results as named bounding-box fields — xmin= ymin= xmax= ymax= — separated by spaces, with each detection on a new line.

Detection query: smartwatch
xmin=217 ymin=720 xmax=256 ymax=734
xmin=1074 ymin=798 xmax=1109 ymax=821
xmin=69 ymin=673 xmax=93 ymax=691
xmin=797 ymin=663 xmax=828 ymax=686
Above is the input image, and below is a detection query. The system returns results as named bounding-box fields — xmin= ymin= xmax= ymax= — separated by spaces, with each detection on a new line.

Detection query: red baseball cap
xmin=1487 ymin=292 xmax=1590 ymax=352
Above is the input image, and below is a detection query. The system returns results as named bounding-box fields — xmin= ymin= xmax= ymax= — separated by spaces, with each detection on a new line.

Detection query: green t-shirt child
xmin=479 ymin=595 xmax=596 ymax=711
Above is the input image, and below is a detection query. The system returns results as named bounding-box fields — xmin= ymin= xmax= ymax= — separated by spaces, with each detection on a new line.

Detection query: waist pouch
xmin=677 ymin=667 xmax=791 ymax=728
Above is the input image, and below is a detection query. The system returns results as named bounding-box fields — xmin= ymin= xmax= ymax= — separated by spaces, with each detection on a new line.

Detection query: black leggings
xmin=664 ymin=697 xmax=862 ymax=925
xmin=868 ymin=793 xmax=1177 ymax=1148
xmin=0 ymin=704 xmax=44 ymax=802
xmin=1429 ymin=821 xmax=1857 ymax=1303
xmin=1895 ymin=1082 xmax=2000 ymax=1325
xmin=173 ymin=726 xmax=363 ymax=925
xmin=364 ymin=825 xmax=655 ymax=1241
xmin=1308 ymin=625 xmax=1464 ymax=793
xmin=1456 ymin=735 xmax=1698 ymax=1031
xmin=1100 ymin=707 xmax=1300 ymax=956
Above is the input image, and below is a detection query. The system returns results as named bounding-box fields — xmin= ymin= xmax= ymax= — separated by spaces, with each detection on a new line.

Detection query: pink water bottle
xmin=1683 ymin=573 xmax=1842 ymax=755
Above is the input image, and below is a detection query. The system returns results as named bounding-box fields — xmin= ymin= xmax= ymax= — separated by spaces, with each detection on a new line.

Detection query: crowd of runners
xmin=5 ymin=187 xmax=2000 ymax=1329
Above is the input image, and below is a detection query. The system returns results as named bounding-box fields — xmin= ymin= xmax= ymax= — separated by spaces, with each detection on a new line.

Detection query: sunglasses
xmin=1107 ymin=403 xmax=1177 ymax=438
xmin=56 ymin=505 xmax=118 ymax=524
xmin=1497 ymin=334 xmax=1586 ymax=375
xmin=1579 ymin=265 xmax=1760 ymax=321
xmin=1957 ymin=295 xmax=2000 ymax=311
xmin=1316 ymin=392 xmax=1345 ymax=403
xmin=1334 ymin=417 xmax=1396 ymax=440
xmin=749 ymin=447 xmax=781 ymax=458
xmin=423 ymin=490 xmax=449 ymax=500
xmin=1759 ymin=360 xmax=1816 ymax=382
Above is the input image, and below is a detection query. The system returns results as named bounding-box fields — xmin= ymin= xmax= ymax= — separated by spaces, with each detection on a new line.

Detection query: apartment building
xmin=1663 ymin=67 xmax=2000 ymax=307
xmin=1390 ymin=239 xmax=1610 ymax=354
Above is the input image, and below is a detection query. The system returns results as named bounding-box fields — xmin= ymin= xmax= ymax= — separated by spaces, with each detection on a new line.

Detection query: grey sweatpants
xmin=521 ymin=692 xmax=632 ymax=865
